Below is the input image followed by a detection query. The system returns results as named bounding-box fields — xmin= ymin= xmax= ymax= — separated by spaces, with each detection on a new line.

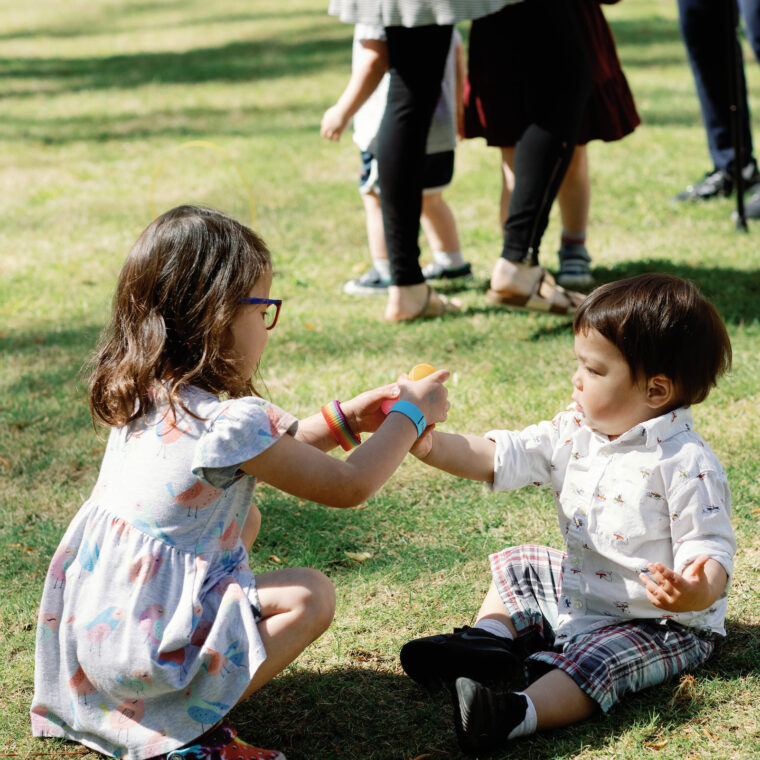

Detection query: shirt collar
xmin=611 ymin=406 xmax=694 ymax=448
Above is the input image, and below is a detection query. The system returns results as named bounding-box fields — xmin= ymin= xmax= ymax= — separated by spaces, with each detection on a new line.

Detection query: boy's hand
xmin=639 ymin=556 xmax=723 ymax=613
xmin=321 ymin=106 xmax=348 ymax=141
xmin=410 ymin=426 xmax=435 ymax=460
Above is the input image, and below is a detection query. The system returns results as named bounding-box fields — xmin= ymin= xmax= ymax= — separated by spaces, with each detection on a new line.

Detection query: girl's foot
xmin=385 ymin=283 xmax=461 ymax=323
xmin=166 ymin=720 xmax=286 ymax=759
xmin=487 ymin=259 xmax=585 ymax=315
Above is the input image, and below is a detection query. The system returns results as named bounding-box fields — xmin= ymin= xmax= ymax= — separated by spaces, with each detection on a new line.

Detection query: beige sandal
xmin=486 ymin=268 xmax=585 ymax=315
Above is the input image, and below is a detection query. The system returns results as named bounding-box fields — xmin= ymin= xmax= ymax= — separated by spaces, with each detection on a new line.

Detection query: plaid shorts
xmin=490 ymin=544 xmax=715 ymax=712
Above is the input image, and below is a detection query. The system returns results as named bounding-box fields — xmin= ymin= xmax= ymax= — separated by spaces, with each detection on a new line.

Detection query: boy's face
xmin=572 ymin=328 xmax=661 ymax=440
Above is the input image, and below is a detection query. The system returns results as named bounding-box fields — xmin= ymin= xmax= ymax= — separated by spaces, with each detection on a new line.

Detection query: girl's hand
xmin=320 ymin=106 xmax=348 ymax=141
xmin=342 ymin=382 xmax=401 ymax=434
xmin=639 ymin=556 xmax=725 ymax=613
xmin=397 ymin=369 xmax=450 ymax=425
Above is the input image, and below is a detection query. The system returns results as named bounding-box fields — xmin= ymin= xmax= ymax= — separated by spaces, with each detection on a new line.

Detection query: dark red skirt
xmin=464 ymin=0 xmax=640 ymax=146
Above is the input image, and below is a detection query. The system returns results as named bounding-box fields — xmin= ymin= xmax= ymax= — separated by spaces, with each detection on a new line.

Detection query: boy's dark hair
xmin=89 ymin=205 xmax=272 ymax=428
xmin=573 ymin=273 xmax=732 ymax=405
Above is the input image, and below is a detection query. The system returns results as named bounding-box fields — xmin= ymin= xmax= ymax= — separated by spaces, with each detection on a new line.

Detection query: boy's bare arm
xmin=412 ymin=429 xmax=496 ymax=482
xmin=639 ymin=555 xmax=728 ymax=613
xmin=321 ymin=39 xmax=388 ymax=140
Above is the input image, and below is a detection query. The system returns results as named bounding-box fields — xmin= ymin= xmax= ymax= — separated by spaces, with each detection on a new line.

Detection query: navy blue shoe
xmin=400 ymin=626 xmax=522 ymax=690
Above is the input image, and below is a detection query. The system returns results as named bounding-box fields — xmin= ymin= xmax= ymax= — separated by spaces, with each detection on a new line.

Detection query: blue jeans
xmin=677 ymin=0 xmax=760 ymax=173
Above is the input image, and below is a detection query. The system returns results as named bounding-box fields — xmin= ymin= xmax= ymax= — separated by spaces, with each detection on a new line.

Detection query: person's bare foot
xmin=385 ymin=283 xmax=461 ymax=323
xmin=488 ymin=259 xmax=585 ymax=313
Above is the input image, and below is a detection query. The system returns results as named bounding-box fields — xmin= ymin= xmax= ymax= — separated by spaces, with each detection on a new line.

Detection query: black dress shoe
xmin=452 ymin=677 xmax=528 ymax=755
xmin=400 ymin=626 xmax=522 ymax=690
xmin=674 ymin=168 xmax=733 ymax=201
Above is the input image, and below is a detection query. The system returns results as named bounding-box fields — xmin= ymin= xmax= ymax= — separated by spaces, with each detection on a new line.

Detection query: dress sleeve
xmin=485 ymin=412 xmax=567 ymax=492
xmin=192 ymin=397 xmax=298 ymax=489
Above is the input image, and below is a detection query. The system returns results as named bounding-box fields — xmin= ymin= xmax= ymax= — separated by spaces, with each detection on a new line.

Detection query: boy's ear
xmin=646 ymin=374 xmax=675 ymax=409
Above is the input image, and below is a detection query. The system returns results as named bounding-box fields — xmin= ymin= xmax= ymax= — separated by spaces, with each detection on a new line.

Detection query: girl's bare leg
xmin=556 ymin=145 xmax=590 ymax=237
xmin=241 ymin=504 xmax=262 ymax=552
xmin=237 ymin=567 xmax=336 ymax=702
xmin=420 ymin=192 xmax=461 ymax=253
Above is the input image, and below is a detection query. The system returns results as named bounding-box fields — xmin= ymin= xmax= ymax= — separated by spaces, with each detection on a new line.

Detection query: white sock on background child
xmin=474 ymin=618 xmax=513 ymax=640
xmin=372 ymin=258 xmax=391 ymax=280
xmin=507 ymin=693 xmax=537 ymax=739
xmin=432 ymin=249 xmax=466 ymax=269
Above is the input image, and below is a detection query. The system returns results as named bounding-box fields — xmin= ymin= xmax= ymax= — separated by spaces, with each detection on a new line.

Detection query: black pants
xmin=677 ymin=0 xmax=760 ymax=174
xmin=377 ymin=1 xmax=591 ymax=285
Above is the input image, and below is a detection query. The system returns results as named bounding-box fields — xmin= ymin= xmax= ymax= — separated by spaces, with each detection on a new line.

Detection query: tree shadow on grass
xmin=233 ymin=621 xmax=760 ymax=760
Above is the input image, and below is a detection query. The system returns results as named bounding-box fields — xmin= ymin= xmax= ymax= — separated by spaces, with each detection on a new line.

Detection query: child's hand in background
xmin=320 ymin=105 xmax=348 ymax=141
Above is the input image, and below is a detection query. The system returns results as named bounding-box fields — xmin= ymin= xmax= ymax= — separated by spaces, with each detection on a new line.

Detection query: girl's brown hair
xmin=89 ymin=205 xmax=271 ymax=427
xmin=573 ymin=273 xmax=732 ymax=406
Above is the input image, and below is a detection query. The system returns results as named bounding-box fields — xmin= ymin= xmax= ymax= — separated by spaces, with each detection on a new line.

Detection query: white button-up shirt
xmin=487 ymin=406 xmax=735 ymax=641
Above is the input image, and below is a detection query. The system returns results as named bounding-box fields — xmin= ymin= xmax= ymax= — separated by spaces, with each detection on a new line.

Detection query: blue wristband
xmin=388 ymin=400 xmax=426 ymax=438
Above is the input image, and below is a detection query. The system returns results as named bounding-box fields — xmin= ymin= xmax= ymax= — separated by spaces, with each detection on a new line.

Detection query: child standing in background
xmin=31 ymin=205 xmax=449 ymax=760
xmin=464 ymin=0 xmax=640 ymax=290
xmin=400 ymin=274 xmax=734 ymax=756
xmin=321 ymin=24 xmax=472 ymax=296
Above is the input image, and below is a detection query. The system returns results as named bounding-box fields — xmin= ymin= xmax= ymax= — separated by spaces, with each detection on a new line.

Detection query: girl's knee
xmin=297 ymin=568 xmax=336 ymax=630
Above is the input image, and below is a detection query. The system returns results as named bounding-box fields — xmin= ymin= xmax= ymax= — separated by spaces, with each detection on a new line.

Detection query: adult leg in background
xmin=675 ymin=0 xmax=757 ymax=200
xmin=378 ymin=24 xmax=457 ymax=321
xmin=489 ymin=0 xmax=592 ymax=307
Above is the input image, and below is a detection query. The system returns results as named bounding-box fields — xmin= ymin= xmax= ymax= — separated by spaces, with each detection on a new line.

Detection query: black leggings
xmin=377 ymin=2 xmax=592 ymax=285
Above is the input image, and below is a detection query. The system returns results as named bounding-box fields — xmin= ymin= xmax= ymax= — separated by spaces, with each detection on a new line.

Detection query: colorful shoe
xmin=452 ymin=677 xmax=528 ymax=756
xmin=343 ymin=267 xmax=390 ymax=296
xmin=400 ymin=625 xmax=522 ymax=690
xmin=422 ymin=261 xmax=473 ymax=281
xmin=556 ymin=245 xmax=592 ymax=288
xmin=166 ymin=720 xmax=286 ymax=760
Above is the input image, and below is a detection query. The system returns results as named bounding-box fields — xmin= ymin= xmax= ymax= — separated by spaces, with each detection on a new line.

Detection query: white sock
xmin=474 ymin=618 xmax=513 ymax=640
xmin=507 ymin=693 xmax=537 ymax=739
xmin=372 ymin=258 xmax=390 ymax=280
xmin=432 ymin=250 xmax=465 ymax=269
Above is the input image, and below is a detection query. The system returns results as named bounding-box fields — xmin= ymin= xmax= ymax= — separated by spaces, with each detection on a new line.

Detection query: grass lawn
xmin=1 ymin=1 xmax=758 ymax=758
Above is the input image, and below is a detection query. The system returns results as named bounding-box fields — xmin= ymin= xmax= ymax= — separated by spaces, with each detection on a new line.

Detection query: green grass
xmin=1 ymin=1 xmax=759 ymax=758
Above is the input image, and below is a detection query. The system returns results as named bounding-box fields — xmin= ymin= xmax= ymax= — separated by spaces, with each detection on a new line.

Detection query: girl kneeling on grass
xmin=31 ymin=205 xmax=449 ymax=760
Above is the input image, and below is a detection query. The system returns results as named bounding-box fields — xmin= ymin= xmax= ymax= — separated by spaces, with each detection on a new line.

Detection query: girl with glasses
xmin=31 ymin=205 xmax=450 ymax=760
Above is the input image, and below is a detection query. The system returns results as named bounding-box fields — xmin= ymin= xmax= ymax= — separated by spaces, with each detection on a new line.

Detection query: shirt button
xmin=574 ymin=600 xmax=584 ymax=609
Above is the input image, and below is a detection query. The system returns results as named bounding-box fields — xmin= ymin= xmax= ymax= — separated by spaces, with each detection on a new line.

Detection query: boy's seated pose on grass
xmin=400 ymin=273 xmax=736 ymax=755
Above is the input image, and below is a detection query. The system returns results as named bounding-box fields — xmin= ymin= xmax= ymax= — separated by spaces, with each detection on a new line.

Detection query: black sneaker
xmin=422 ymin=261 xmax=473 ymax=281
xmin=343 ymin=267 xmax=390 ymax=296
xmin=674 ymin=168 xmax=733 ymax=201
xmin=452 ymin=677 xmax=528 ymax=755
xmin=400 ymin=626 xmax=522 ymax=690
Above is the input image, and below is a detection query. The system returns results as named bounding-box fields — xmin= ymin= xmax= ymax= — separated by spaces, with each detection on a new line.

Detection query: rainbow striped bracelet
xmin=321 ymin=400 xmax=362 ymax=451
